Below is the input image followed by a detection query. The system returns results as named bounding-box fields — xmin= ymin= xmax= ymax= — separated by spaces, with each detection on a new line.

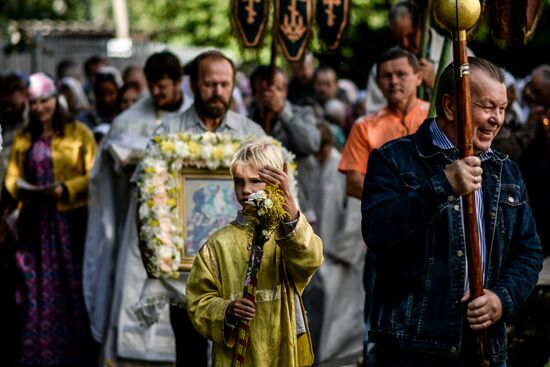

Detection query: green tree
xmin=3 ymin=0 xmax=549 ymax=84
xmin=1 ymin=0 xmax=86 ymax=21
xmin=127 ymin=0 xmax=237 ymax=48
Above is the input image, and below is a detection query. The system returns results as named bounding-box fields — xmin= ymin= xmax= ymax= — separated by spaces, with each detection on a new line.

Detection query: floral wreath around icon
xmin=137 ymin=132 xmax=296 ymax=278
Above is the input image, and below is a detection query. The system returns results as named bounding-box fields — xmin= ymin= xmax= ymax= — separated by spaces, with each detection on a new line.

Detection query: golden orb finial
xmin=433 ymin=0 xmax=481 ymax=32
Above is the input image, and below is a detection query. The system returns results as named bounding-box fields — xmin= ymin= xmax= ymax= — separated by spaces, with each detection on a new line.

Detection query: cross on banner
xmin=280 ymin=0 xmax=308 ymax=42
xmin=276 ymin=0 xmax=312 ymax=61
xmin=243 ymin=0 xmax=261 ymax=24
xmin=316 ymin=0 xmax=350 ymax=50
xmin=323 ymin=0 xmax=342 ymax=27
xmin=231 ymin=0 xmax=269 ymax=47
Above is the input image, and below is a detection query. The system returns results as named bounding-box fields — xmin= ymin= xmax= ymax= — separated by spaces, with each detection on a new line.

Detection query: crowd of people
xmin=0 ymin=1 xmax=549 ymax=366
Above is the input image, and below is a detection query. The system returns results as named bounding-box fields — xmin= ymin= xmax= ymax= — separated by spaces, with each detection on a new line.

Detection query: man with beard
xmin=137 ymin=50 xmax=265 ymax=367
xmin=83 ymin=51 xmax=192 ymax=366
xmin=158 ymin=50 xmax=264 ymax=136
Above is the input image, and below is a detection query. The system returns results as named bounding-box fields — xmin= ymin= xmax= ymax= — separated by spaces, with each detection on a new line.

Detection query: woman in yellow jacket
xmin=4 ymin=73 xmax=97 ymax=366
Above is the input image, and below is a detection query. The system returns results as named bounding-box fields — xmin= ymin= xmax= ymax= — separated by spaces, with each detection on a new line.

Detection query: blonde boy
xmin=186 ymin=138 xmax=323 ymax=366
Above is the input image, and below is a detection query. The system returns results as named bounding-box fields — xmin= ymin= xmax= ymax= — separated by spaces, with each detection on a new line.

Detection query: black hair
xmin=249 ymin=65 xmax=285 ymax=93
xmin=56 ymin=58 xmax=78 ymax=80
xmin=0 ymin=73 xmax=26 ymax=96
xmin=376 ymin=46 xmax=420 ymax=76
xmin=313 ymin=65 xmax=337 ymax=82
xmin=93 ymin=72 xmax=120 ymax=93
xmin=25 ymin=97 xmax=72 ymax=141
xmin=83 ymin=55 xmax=107 ymax=78
xmin=144 ymin=51 xmax=182 ymax=83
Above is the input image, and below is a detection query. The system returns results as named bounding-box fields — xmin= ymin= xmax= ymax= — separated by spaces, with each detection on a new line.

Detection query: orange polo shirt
xmin=339 ymin=99 xmax=429 ymax=175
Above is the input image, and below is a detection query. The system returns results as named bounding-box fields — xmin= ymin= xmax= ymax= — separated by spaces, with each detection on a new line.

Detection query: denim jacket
xmin=361 ymin=119 xmax=543 ymax=362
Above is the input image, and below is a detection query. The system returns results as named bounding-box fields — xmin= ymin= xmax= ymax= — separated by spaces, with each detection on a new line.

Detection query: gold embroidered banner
xmin=231 ymin=0 xmax=270 ymax=47
xmin=316 ymin=0 xmax=351 ymax=50
xmin=275 ymin=0 xmax=312 ymax=62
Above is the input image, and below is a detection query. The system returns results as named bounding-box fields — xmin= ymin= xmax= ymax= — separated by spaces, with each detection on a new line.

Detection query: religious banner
xmin=316 ymin=0 xmax=351 ymax=50
xmin=231 ymin=0 xmax=270 ymax=47
xmin=275 ymin=0 xmax=312 ymax=61
xmin=486 ymin=0 xmax=543 ymax=48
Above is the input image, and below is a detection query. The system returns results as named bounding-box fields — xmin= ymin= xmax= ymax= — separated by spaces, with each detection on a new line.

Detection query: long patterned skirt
xmin=15 ymin=137 xmax=93 ymax=366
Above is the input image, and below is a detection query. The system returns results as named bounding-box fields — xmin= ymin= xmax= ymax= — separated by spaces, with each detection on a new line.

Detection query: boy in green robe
xmin=186 ymin=138 xmax=323 ymax=366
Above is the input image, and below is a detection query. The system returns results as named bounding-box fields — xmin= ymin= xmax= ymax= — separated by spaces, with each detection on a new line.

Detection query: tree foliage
xmin=127 ymin=0 xmax=237 ymax=49
xmin=1 ymin=0 xmax=86 ymax=21
xmin=2 ymin=0 xmax=549 ymax=83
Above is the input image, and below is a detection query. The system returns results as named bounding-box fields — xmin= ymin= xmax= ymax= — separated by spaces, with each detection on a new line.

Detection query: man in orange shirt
xmin=339 ymin=47 xmax=429 ymax=366
xmin=339 ymin=47 xmax=429 ymax=199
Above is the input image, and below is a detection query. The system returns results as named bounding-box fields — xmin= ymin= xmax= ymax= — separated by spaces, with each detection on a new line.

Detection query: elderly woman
xmin=4 ymin=72 xmax=97 ymax=366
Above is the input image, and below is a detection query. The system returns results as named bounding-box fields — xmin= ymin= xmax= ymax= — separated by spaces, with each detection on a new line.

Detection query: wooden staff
xmin=433 ymin=0 xmax=487 ymax=364
xmin=451 ymin=28 xmax=489 ymax=365
xmin=263 ymin=35 xmax=278 ymax=134
xmin=231 ymin=240 xmax=264 ymax=367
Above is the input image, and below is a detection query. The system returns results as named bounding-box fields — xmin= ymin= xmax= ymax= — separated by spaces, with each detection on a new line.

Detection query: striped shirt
xmin=429 ymin=119 xmax=492 ymax=290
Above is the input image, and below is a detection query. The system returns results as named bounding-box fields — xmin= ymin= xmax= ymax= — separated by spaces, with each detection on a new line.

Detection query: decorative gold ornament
xmin=433 ymin=0 xmax=481 ymax=31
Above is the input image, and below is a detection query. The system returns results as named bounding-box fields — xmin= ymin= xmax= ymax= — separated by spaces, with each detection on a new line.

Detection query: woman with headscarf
xmin=59 ymin=76 xmax=89 ymax=118
xmin=4 ymin=72 xmax=97 ymax=366
xmin=77 ymin=66 xmax=122 ymax=141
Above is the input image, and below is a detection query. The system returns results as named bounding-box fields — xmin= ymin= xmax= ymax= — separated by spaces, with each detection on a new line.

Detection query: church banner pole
xmin=263 ymin=22 xmax=278 ymax=135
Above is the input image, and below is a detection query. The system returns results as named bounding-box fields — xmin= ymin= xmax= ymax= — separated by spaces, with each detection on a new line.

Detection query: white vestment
xmin=299 ymin=148 xmax=366 ymax=362
xmin=83 ymin=93 xmax=192 ymax=364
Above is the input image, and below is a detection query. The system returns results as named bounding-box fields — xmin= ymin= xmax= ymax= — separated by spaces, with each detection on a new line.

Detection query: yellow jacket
xmin=187 ymin=213 xmax=323 ymax=367
xmin=5 ymin=121 xmax=97 ymax=211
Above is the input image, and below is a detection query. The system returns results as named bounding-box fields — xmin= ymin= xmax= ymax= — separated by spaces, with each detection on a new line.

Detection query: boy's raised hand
xmin=259 ymin=163 xmax=299 ymax=221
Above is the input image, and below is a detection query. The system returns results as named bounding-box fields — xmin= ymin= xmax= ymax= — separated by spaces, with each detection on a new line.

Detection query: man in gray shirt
xmin=159 ymin=51 xmax=264 ymax=138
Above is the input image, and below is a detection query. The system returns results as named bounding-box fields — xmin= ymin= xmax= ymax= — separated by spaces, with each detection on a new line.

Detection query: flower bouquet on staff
xmin=232 ymin=185 xmax=288 ymax=367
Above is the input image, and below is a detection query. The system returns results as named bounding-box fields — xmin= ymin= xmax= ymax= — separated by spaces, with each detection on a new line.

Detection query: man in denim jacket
xmin=362 ymin=57 xmax=543 ymax=366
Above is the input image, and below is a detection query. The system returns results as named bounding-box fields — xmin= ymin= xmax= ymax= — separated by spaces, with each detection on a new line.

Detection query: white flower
xmin=139 ymin=203 xmax=151 ymax=219
xmin=201 ymin=144 xmax=213 ymax=159
xmin=202 ymin=131 xmax=217 ymax=144
xmin=224 ymin=144 xmax=234 ymax=158
xmin=152 ymin=160 xmax=168 ymax=173
xmin=174 ymin=141 xmax=189 ymax=157
xmin=247 ymin=190 xmax=267 ymax=203
xmin=263 ymin=199 xmax=273 ymax=208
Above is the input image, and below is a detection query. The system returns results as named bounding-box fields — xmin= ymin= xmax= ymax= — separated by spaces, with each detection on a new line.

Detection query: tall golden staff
xmin=433 ymin=1 xmax=488 ymax=365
